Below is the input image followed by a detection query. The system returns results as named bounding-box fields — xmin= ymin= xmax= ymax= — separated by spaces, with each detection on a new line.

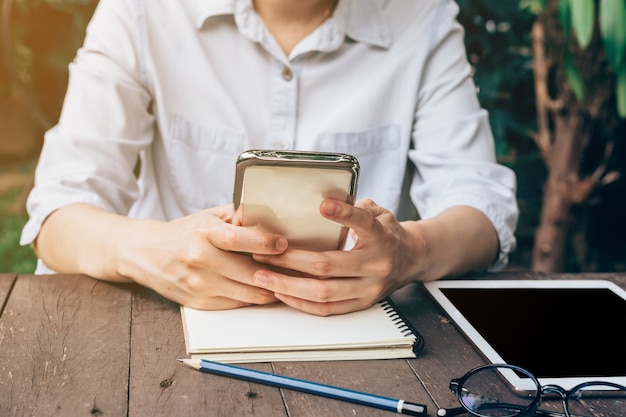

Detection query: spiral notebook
xmin=180 ymin=299 xmax=420 ymax=363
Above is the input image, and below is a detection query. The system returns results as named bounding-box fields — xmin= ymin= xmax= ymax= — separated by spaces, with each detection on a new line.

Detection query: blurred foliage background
xmin=0 ymin=0 xmax=624 ymax=273
xmin=0 ymin=0 xmax=97 ymax=273
xmin=458 ymin=0 xmax=626 ymax=272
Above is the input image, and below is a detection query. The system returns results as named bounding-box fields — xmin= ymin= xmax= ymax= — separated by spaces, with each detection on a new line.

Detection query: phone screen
xmin=240 ymin=165 xmax=354 ymax=251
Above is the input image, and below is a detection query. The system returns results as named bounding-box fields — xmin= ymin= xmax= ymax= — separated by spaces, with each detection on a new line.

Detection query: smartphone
xmin=233 ymin=149 xmax=360 ymax=251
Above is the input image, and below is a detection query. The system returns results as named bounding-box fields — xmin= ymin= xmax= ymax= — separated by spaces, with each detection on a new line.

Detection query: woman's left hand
xmin=251 ymin=199 xmax=425 ymax=316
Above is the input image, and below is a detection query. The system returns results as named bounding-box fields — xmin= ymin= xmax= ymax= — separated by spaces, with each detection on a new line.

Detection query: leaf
xmin=599 ymin=0 xmax=626 ymax=71
xmin=558 ymin=0 xmax=572 ymax=37
xmin=519 ymin=0 xmax=546 ymax=15
xmin=570 ymin=0 xmax=595 ymax=48
xmin=537 ymin=0 xmax=547 ymax=11
xmin=617 ymin=70 xmax=626 ymax=118
xmin=564 ymin=48 xmax=585 ymax=101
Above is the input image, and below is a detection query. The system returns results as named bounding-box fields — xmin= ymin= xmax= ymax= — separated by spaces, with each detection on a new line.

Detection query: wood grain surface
xmin=0 ymin=271 xmax=623 ymax=417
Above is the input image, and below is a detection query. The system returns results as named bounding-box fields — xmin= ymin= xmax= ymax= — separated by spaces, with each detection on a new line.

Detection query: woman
xmin=21 ymin=0 xmax=518 ymax=315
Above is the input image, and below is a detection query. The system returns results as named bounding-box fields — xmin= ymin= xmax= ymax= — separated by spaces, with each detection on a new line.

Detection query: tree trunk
xmin=531 ymin=113 xmax=585 ymax=271
xmin=530 ymin=2 xmax=618 ymax=272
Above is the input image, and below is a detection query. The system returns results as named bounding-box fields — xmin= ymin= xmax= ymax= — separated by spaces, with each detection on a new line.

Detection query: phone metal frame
xmin=233 ymin=149 xmax=360 ymax=251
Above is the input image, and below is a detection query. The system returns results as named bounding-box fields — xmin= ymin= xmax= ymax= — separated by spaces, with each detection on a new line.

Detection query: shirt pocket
xmin=166 ymin=115 xmax=246 ymax=211
xmin=316 ymin=124 xmax=403 ymax=209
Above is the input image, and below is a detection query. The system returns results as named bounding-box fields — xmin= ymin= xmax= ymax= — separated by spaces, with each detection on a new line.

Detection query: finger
xmin=320 ymin=199 xmax=387 ymax=237
xmin=140 ymin=267 xmax=278 ymax=310
xmin=194 ymin=278 xmax=278 ymax=308
xmin=183 ymin=295 xmax=252 ymax=311
xmin=143 ymin=254 xmax=279 ymax=308
xmin=253 ymin=269 xmax=364 ymax=303
xmin=206 ymin=204 xmax=236 ymax=222
xmin=253 ymin=249 xmax=351 ymax=278
xmin=274 ymin=292 xmax=374 ymax=316
xmin=207 ymin=249 xmax=279 ymax=289
xmin=180 ymin=289 xmax=276 ymax=311
xmin=204 ymin=222 xmax=288 ymax=255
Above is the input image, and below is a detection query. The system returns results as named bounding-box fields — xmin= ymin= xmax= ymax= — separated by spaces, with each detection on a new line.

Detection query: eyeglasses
xmin=436 ymin=364 xmax=626 ymax=417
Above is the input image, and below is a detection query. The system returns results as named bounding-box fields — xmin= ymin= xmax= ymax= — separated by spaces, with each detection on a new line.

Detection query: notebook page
xmin=182 ymin=301 xmax=415 ymax=354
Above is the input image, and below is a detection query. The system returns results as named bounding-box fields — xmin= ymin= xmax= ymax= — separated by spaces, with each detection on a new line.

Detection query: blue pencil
xmin=178 ymin=358 xmax=427 ymax=416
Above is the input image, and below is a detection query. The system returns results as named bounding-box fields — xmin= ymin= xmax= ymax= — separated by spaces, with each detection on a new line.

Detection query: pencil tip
xmin=176 ymin=358 xmax=183 ymax=362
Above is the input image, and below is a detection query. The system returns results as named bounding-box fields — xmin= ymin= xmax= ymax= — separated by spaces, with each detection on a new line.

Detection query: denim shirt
xmin=21 ymin=0 xmax=519 ymax=272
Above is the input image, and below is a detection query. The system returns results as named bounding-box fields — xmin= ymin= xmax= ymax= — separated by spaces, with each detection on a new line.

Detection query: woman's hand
xmin=119 ymin=204 xmax=290 ymax=310
xmin=250 ymin=199 xmax=427 ymax=316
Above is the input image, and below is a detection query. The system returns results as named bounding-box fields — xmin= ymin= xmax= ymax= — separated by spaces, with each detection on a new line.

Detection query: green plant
xmin=0 ymin=183 xmax=36 ymax=273
xmin=0 ymin=214 xmax=36 ymax=273
xmin=458 ymin=0 xmax=626 ymax=272
xmin=529 ymin=0 xmax=626 ymax=271
xmin=554 ymin=0 xmax=626 ymax=117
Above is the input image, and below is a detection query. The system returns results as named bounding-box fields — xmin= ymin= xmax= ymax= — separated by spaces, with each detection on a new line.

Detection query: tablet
xmin=424 ymin=279 xmax=626 ymax=390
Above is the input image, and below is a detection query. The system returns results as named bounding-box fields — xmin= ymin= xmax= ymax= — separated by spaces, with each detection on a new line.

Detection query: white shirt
xmin=21 ymin=0 xmax=518 ymax=272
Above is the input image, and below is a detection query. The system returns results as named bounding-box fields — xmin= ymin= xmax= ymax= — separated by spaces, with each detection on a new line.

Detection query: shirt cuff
xmin=419 ymin=193 xmax=517 ymax=271
xmin=19 ymin=193 xmax=115 ymax=247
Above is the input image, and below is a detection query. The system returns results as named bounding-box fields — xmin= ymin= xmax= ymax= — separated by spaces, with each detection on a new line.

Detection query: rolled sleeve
xmin=20 ymin=0 xmax=154 ymax=248
xmin=408 ymin=0 xmax=519 ymax=269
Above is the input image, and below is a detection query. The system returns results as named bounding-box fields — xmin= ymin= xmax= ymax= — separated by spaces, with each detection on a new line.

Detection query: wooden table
xmin=1 ymin=271 xmax=624 ymax=417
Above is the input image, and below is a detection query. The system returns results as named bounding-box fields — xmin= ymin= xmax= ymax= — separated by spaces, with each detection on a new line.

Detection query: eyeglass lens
xmin=458 ymin=366 xmax=626 ymax=417
xmin=459 ymin=366 xmax=538 ymax=417
xmin=566 ymin=384 xmax=626 ymax=417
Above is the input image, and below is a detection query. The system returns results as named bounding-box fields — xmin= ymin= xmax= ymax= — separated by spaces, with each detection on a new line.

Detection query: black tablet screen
xmin=440 ymin=287 xmax=626 ymax=379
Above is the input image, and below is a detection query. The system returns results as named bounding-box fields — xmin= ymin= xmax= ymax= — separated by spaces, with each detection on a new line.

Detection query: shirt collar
xmin=193 ymin=0 xmax=391 ymax=50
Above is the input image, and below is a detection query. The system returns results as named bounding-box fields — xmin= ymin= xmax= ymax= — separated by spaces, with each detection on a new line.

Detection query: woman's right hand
xmin=119 ymin=204 xmax=290 ymax=310
xmin=35 ymin=203 xmax=289 ymax=310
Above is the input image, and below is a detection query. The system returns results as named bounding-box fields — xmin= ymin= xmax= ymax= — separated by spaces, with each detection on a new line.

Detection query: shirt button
xmin=281 ymin=66 xmax=293 ymax=81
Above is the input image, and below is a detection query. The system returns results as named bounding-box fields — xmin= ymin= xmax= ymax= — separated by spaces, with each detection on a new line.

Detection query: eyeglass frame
xmin=437 ymin=363 xmax=626 ymax=417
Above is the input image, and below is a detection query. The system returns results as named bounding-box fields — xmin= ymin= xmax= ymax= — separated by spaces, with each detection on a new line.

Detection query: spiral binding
xmin=380 ymin=298 xmax=426 ymax=354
